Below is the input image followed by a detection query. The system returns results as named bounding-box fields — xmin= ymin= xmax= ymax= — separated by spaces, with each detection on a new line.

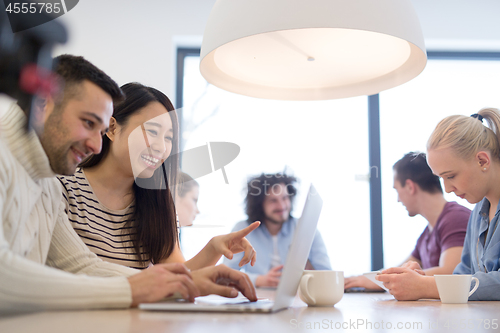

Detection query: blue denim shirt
xmin=454 ymin=198 xmax=500 ymax=301
xmin=223 ymin=218 xmax=331 ymax=286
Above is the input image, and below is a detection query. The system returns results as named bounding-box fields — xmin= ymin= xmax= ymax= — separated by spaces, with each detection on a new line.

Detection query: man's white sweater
xmin=0 ymin=102 xmax=137 ymax=313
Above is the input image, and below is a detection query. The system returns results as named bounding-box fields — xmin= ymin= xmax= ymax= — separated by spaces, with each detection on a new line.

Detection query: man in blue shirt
xmin=224 ymin=173 xmax=331 ymax=287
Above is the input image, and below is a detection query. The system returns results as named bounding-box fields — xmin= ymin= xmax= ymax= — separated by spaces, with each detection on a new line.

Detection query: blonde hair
xmin=427 ymin=108 xmax=500 ymax=160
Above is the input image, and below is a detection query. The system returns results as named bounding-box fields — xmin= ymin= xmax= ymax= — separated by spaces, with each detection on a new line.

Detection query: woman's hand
xmin=191 ymin=264 xmax=257 ymax=301
xmin=377 ymin=267 xmax=438 ymax=300
xmin=210 ymin=221 xmax=260 ymax=267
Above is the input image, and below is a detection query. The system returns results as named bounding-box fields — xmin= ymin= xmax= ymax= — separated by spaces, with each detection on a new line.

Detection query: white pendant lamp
xmin=200 ymin=0 xmax=427 ymax=101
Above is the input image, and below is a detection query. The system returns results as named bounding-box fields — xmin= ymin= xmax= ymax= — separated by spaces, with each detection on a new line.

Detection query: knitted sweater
xmin=0 ymin=101 xmax=137 ymax=313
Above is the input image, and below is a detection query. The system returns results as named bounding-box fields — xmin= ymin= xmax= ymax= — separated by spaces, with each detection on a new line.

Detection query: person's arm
xmin=466 ymin=271 xmax=500 ymax=301
xmin=400 ymin=255 xmax=422 ymax=268
xmin=374 ymin=246 xmax=463 ymax=300
xmin=185 ymin=222 xmax=259 ymax=270
xmin=161 ymin=243 xmax=186 ymax=264
xmin=375 ymin=211 xmax=472 ymax=301
xmin=0 ymin=250 xmax=134 ymax=313
xmin=344 ymin=254 xmax=423 ymax=290
xmin=43 ymin=196 xmax=200 ymax=308
xmin=255 ymin=265 xmax=283 ymax=288
xmin=422 ymin=246 xmax=463 ymax=275
xmin=376 ymin=267 xmax=439 ymax=300
xmin=307 ymin=230 xmax=331 ymax=270
xmin=454 ymin=212 xmax=500 ymax=301
xmin=0 ymin=178 xmax=135 ymax=312
xmin=46 ymin=202 xmax=139 ymax=277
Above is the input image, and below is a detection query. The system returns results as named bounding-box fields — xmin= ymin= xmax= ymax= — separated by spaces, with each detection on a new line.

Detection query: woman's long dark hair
xmin=80 ymin=82 xmax=179 ymax=265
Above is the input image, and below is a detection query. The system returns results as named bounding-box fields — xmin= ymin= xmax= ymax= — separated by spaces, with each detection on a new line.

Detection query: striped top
xmin=58 ymin=169 xmax=150 ymax=269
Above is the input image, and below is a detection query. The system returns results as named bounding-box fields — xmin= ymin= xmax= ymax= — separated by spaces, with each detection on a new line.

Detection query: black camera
xmin=0 ymin=1 xmax=66 ymax=127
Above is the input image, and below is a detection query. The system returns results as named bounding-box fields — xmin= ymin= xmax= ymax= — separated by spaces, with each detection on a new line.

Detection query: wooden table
xmin=1 ymin=290 xmax=499 ymax=333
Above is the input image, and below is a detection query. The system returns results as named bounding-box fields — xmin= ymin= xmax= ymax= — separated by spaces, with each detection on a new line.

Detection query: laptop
xmin=139 ymin=184 xmax=323 ymax=313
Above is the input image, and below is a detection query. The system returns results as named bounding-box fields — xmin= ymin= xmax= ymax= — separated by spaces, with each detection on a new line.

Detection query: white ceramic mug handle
xmin=300 ymin=274 xmax=316 ymax=305
xmin=469 ymin=277 xmax=479 ymax=297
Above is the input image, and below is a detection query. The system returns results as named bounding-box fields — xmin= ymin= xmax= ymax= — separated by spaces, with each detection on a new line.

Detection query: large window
xmin=177 ymin=49 xmax=500 ymax=274
xmin=179 ymin=53 xmax=372 ymax=276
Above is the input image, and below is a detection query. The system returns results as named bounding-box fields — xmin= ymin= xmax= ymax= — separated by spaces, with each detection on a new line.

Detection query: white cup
xmin=298 ymin=270 xmax=344 ymax=306
xmin=435 ymin=274 xmax=479 ymax=304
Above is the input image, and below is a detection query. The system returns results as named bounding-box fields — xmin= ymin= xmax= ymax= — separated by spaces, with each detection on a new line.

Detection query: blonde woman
xmin=377 ymin=108 xmax=500 ymax=301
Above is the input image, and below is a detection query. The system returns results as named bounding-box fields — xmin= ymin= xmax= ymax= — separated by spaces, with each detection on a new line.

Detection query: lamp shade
xmin=200 ymin=0 xmax=427 ymax=101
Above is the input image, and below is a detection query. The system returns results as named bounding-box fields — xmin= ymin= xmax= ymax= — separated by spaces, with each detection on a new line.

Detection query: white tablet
xmin=363 ymin=271 xmax=389 ymax=291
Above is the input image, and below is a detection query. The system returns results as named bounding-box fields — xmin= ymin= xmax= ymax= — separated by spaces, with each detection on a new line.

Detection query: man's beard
xmin=43 ymin=139 xmax=74 ymax=175
xmin=265 ymin=213 xmax=289 ymax=225
xmin=39 ymin=110 xmax=75 ymax=175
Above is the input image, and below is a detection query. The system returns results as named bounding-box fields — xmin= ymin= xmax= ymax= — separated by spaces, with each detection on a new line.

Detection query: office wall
xmin=54 ymin=0 xmax=217 ymax=104
xmin=412 ymin=0 xmax=500 ymax=50
xmin=54 ymin=0 xmax=500 ymax=106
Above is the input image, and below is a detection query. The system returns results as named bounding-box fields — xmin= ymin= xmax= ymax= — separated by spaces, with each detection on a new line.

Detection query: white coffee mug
xmin=298 ymin=270 xmax=344 ymax=306
xmin=434 ymin=274 xmax=479 ymax=304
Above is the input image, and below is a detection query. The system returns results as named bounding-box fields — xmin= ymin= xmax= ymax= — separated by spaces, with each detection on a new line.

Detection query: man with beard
xmin=0 ymin=54 xmax=256 ymax=313
xmin=344 ymin=152 xmax=471 ymax=291
xmin=224 ymin=173 xmax=331 ymax=287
